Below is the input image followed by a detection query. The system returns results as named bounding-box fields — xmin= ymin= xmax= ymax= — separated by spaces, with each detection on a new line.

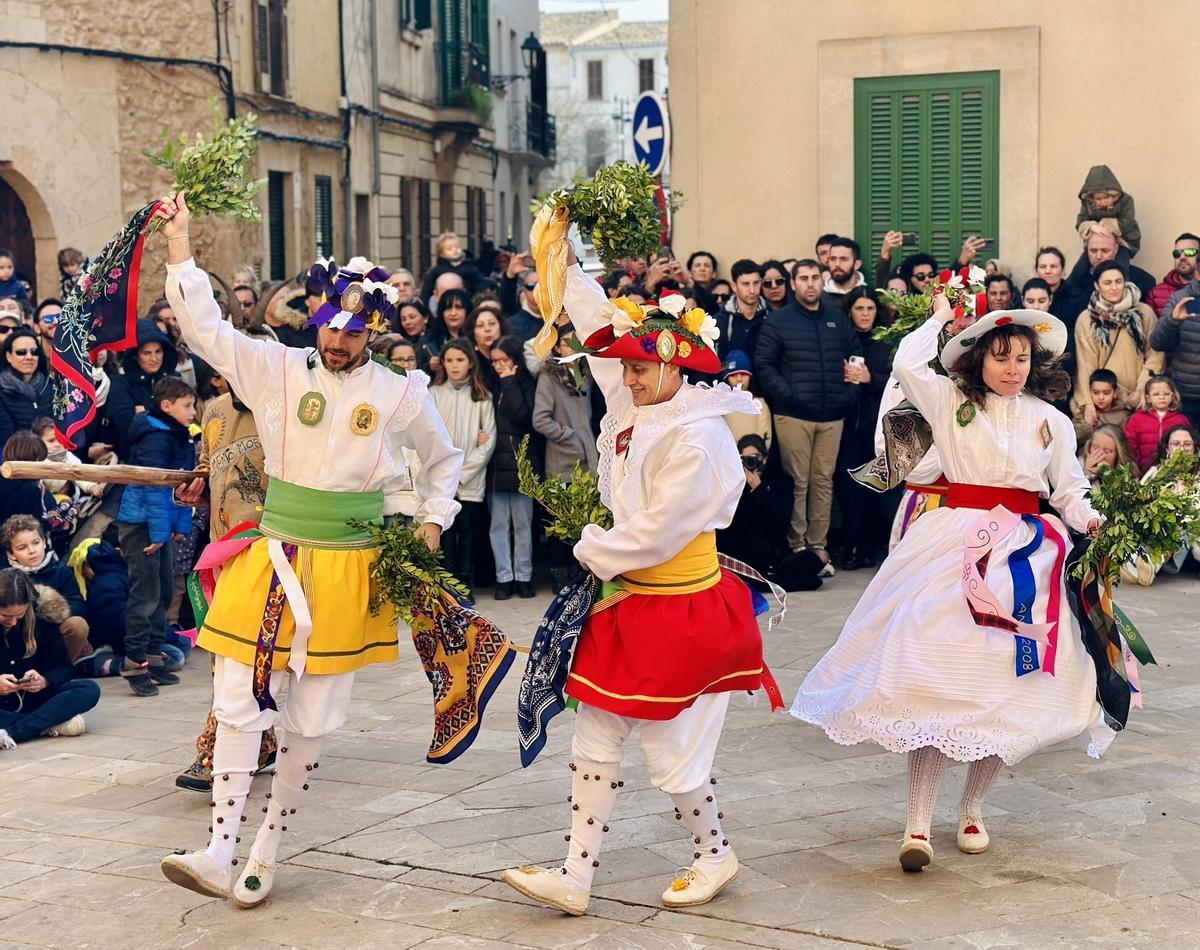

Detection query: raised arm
xmin=158 ymin=193 xmax=280 ymax=409
xmin=563 ymin=262 xmax=627 ymax=412
xmin=892 ymin=312 xmax=959 ymax=423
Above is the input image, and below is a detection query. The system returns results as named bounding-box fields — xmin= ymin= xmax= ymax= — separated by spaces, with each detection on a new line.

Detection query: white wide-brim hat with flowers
xmin=939 ymin=309 xmax=1068 ymax=371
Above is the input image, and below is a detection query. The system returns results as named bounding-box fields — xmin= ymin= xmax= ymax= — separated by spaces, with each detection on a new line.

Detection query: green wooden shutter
xmin=854 ymin=71 xmax=999 ymax=267
xmin=439 ymin=0 xmax=464 ymax=104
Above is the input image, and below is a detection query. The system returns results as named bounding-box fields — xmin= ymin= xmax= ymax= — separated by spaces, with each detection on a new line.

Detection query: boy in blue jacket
xmin=114 ymin=376 xmax=196 ymax=696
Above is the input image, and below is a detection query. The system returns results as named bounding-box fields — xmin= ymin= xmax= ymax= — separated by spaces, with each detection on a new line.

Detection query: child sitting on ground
xmin=2 ymin=514 xmax=92 ymax=663
xmin=66 ymin=537 xmax=131 ymax=677
xmin=1073 ymin=369 xmax=1131 ymax=443
xmin=1124 ymin=375 xmax=1191 ymax=472
xmin=32 ymin=417 xmax=106 ymax=512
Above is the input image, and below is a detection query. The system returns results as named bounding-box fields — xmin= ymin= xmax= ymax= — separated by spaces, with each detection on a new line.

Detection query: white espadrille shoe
xmin=233 ymin=855 xmax=278 ymax=908
xmin=501 ymin=866 xmax=590 ymax=916
xmin=957 ymin=815 xmax=990 ymax=854
xmin=899 ymin=834 xmax=933 ymax=872
xmin=161 ymin=851 xmax=233 ymax=898
xmin=661 ymin=852 xmax=740 ymax=908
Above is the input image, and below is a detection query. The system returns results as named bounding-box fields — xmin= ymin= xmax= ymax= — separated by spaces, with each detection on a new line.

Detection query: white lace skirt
xmin=792 ymin=506 xmax=1115 ymax=764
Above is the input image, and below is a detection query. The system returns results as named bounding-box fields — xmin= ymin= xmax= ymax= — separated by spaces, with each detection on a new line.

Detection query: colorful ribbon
xmin=962 ymin=507 xmax=1058 ymax=673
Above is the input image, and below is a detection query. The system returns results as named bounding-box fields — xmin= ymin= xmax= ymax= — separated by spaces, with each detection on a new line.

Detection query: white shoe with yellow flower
xmin=501 ymin=865 xmax=590 ymax=916
xmin=661 ymin=852 xmax=740 ymax=908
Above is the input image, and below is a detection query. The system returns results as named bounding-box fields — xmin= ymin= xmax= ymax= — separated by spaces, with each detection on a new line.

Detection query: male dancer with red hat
xmin=502 ymin=246 xmax=774 ymax=915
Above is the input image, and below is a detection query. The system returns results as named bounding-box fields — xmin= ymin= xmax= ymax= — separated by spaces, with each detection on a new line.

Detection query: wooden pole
xmin=0 ymin=460 xmax=203 ymax=488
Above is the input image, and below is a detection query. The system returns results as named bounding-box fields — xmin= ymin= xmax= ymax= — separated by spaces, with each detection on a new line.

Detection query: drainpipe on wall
xmin=370 ymin=0 xmax=382 ymax=199
xmin=338 ymin=0 xmax=353 ymax=260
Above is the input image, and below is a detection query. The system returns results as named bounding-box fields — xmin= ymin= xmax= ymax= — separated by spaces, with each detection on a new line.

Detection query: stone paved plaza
xmin=2 ymin=569 xmax=1199 ymax=949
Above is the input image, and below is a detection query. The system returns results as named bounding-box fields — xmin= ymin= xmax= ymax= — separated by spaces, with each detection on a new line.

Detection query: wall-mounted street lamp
xmin=491 ymin=32 xmax=544 ymax=91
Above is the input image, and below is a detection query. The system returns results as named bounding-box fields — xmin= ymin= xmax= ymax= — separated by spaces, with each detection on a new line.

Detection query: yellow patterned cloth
xmin=529 ymin=202 xmax=572 ymax=359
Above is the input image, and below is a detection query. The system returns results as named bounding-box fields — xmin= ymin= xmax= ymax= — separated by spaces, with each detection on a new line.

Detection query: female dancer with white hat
xmin=793 ymin=295 xmax=1110 ymax=872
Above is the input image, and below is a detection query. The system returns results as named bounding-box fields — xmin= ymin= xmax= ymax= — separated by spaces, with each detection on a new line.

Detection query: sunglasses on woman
xmin=10 ymin=348 xmax=38 ymax=357
xmin=762 ymin=278 xmax=787 ymax=289
xmin=713 ymin=292 xmax=731 ymax=302
xmin=1173 ymin=248 xmax=1199 ymax=259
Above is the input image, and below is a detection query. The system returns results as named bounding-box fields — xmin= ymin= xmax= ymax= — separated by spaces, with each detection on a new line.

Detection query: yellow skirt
xmin=197 ymin=538 xmax=399 ymax=674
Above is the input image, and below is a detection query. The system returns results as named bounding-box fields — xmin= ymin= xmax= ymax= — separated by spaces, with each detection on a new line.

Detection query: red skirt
xmin=565 ymin=569 xmax=765 ymax=720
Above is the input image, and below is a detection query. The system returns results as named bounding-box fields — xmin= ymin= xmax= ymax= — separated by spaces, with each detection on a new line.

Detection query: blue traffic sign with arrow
xmin=632 ymin=91 xmax=669 ymax=177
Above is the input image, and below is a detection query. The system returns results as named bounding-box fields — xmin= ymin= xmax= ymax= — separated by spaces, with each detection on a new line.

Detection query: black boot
xmin=516 ymin=580 xmax=535 ymax=598
xmin=494 ymin=581 xmax=513 ymax=601
xmin=841 ymin=546 xmax=863 ymax=571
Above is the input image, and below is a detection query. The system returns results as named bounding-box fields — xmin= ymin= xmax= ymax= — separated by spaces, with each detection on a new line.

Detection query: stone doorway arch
xmin=0 ymin=166 xmax=57 ymax=302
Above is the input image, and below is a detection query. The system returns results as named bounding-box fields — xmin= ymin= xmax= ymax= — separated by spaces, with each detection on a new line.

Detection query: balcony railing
xmin=526 ymin=100 xmax=556 ymax=160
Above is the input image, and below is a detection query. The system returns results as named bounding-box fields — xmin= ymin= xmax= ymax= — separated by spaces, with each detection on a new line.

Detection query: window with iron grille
xmin=400 ymin=177 xmax=414 ymax=272
xmin=255 ymin=0 xmax=289 ymax=96
xmin=854 ymin=71 xmax=1000 ymax=264
xmin=314 ymin=175 xmax=333 ymax=259
xmin=418 ymin=179 xmax=433 ymax=276
xmin=267 ymin=171 xmax=287 ymax=281
xmin=466 ymin=186 xmax=487 ymax=255
xmin=440 ymin=182 xmax=456 ymax=233
xmin=587 ymin=60 xmax=603 ymax=101
xmin=638 ymin=58 xmax=654 ymax=93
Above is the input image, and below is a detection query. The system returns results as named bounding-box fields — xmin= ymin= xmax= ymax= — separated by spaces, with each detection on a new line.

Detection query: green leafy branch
xmin=144 ymin=101 xmax=264 ymax=227
xmin=1073 ymin=450 xmax=1200 ymax=585
xmin=873 ymin=287 xmax=934 ymax=349
xmin=545 ymin=161 xmax=663 ymax=268
xmin=349 ymin=519 xmax=470 ymax=624
xmin=516 ymin=435 xmax=612 ymax=545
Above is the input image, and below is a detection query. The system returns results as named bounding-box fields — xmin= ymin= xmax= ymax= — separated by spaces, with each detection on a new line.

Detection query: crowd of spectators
xmin=4 ymin=162 xmax=1200 ymax=743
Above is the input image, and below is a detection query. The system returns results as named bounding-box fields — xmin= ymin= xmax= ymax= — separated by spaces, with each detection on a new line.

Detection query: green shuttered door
xmin=854 ymin=71 xmax=1000 ymax=266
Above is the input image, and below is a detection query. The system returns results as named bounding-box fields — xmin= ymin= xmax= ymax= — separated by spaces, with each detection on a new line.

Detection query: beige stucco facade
xmin=0 ymin=0 xmax=339 ymax=301
xmin=669 ymin=0 xmax=1200 ymax=284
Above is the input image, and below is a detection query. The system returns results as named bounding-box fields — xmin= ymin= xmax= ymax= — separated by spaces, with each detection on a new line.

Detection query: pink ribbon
xmin=962 ymin=507 xmax=1055 ymax=648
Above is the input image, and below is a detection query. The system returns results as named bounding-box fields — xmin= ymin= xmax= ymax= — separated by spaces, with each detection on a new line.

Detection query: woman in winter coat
xmin=0 ymin=569 xmax=101 ymax=749
xmin=1073 ymin=261 xmax=1163 ymax=425
xmin=0 ymin=327 xmax=53 ymax=448
xmin=430 ymin=339 xmax=497 ymax=603
xmin=106 ymin=318 xmax=180 ymax=446
xmin=532 ymin=331 xmax=598 ymax=589
xmin=487 ymin=335 xmax=539 ymax=600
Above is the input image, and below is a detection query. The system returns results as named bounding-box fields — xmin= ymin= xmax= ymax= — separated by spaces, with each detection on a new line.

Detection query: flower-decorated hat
xmin=939 ymin=309 xmax=1068 ymax=370
xmin=582 ymin=290 xmax=722 ymax=373
xmin=306 ymin=256 xmax=398 ymax=332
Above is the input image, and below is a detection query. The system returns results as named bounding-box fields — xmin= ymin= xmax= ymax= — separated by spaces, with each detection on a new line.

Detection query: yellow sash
xmin=618 ymin=532 xmax=721 ymax=595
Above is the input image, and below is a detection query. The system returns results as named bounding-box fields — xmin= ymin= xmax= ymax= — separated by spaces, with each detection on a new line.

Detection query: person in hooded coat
xmin=106 ymin=318 xmax=180 ymax=446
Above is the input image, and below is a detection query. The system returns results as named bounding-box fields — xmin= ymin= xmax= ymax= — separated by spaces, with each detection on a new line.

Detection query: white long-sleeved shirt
xmin=561 ymin=265 xmax=754 ymax=581
xmin=165 ymin=258 xmax=463 ymax=528
xmin=893 ymin=316 xmax=1099 ymax=533
xmin=429 ymin=380 xmax=496 ymax=503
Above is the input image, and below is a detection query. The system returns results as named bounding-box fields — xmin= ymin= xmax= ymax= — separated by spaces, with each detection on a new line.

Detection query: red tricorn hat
xmin=583 ymin=292 xmax=722 ymax=373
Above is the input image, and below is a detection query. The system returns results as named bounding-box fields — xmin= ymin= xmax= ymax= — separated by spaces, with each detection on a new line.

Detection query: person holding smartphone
xmin=0 ymin=569 xmax=100 ymax=750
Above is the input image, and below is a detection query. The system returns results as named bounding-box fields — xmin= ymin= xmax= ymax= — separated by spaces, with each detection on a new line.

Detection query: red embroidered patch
xmin=615 ymin=427 xmax=633 ymax=455
xmin=909 ymin=834 xmax=928 ymax=841
xmin=963 ymin=825 xmax=981 ymax=835
xmin=995 ymin=316 xmax=1013 ymax=326
xmin=1039 ymin=419 xmax=1053 ymax=449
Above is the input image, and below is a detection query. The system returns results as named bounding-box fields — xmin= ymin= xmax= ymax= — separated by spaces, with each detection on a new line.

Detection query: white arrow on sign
xmin=634 ymin=115 xmax=664 ymax=153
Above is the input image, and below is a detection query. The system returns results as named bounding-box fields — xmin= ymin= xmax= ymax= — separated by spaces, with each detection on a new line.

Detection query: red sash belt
xmin=945 ymin=482 xmax=1039 ymax=515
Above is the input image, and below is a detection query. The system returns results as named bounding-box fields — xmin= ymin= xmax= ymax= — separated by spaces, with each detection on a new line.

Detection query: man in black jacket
xmin=754 ymin=260 xmax=861 ymax=572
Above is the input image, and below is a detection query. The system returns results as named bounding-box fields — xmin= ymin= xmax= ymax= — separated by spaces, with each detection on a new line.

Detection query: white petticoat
xmin=792 ymin=505 xmax=1116 ymax=765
